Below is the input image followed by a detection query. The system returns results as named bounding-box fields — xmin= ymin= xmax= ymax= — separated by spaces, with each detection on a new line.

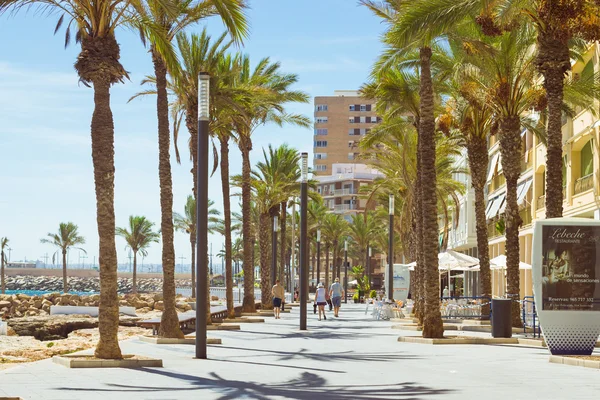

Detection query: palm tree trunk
xmin=62 ymin=250 xmax=68 ymax=293
xmin=311 ymin=243 xmax=315 ymax=284
xmin=220 ymin=136 xmax=235 ymax=318
xmin=88 ymin=76 xmax=121 ymax=359
xmin=240 ymin=137 xmax=256 ymax=312
xmin=537 ymin=32 xmax=570 ymax=218
xmin=498 ymin=115 xmax=523 ymax=327
xmin=325 ymin=245 xmax=330 ymax=289
xmin=132 ymin=252 xmax=137 ymax=294
xmin=280 ymin=202 xmax=286 ymax=282
xmin=419 ymin=47 xmax=444 ymax=338
xmin=259 ymin=212 xmax=272 ymax=309
xmin=206 ymin=259 xmax=212 ymax=325
xmin=190 ymin=236 xmax=196 ymax=299
xmin=153 ymin=50 xmax=183 ymax=339
xmin=466 ymin=136 xmax=491 ymax=318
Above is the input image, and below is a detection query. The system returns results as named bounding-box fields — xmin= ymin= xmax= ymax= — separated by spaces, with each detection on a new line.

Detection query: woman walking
xmin=314 ymin=282 xmax=327 ymax=321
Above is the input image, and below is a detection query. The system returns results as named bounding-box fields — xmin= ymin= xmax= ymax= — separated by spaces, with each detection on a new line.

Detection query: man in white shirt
xmin=329 ymin=277 xmax=345 ymax=317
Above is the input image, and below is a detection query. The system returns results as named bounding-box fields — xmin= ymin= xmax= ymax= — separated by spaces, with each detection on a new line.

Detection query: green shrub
xmin=369 ymin=290 xmax=377 ymax=299
xmin=353 ymin=292 xmax=359 ymax=301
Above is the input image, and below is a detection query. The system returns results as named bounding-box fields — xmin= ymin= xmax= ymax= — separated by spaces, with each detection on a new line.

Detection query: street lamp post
xmin=195 ymin=72 xmax=210 ymax=359
xmin=344 ymin=240 xmax=348 ymax=304
xmin=299 ymin=153 xmax=308 ymax=331
xmin=271 ymin=215 xmax=279 ymax=286
xmin=316 ymin=229 xmax=321 ymax=287
xmin=388 ymin=194 xmax=395 ymax=301
xmin=367 ymin=246 xmax=371 ymax=290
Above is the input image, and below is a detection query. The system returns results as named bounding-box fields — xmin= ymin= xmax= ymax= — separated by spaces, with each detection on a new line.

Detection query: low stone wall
xmin=0 ymin=292 xmax=194 ymax=319
xmin=5 ymin=268 xmax=193 ymax=280
xmin=2 ymin=275 xmax=192 ymax=294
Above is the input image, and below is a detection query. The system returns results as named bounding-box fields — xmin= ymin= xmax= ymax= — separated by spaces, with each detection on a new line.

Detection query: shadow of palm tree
xmin=57 ymin=369 xmax=454 ymax=399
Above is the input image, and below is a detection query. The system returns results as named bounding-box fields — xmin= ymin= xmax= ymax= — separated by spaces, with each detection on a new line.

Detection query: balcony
xmin=520 ymin=206 xmax=532 ymax=227
xmin=536 ymin=195 xmax=545 ymax=210
xmin=574 ymin=174 xmax=594 ymax=195
xmin=333 ymin=204 xmax=356 ymax=213
xmin=334 ymin=188 xmax=357 ymax=196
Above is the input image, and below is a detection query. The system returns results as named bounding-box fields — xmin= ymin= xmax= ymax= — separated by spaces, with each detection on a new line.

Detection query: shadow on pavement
xmin=57 ymin=369 xmax=454 ymax=399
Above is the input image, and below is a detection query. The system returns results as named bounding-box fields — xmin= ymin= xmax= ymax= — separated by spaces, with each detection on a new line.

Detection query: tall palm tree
xmin=40 ymin=223 xmax=86 ymax=294
xmin=0 ymin=0 xmax=146 ymax=360
xmin=1 ymin=237 xmax=8 ymax=294
xmin=348 ymin=212 xmax=378 ymax=286
xmin=232 ymin=56 xmax=311 ymax=312
xmin=115 ymin=216 xmax=160 ymax=294
xmin=131 ymin=0 xmax=245 ymax=340
xmin=363 ymin=0 xmax=449 ymax=338
xmin=174 ymin=195 xmax=220 ymax=299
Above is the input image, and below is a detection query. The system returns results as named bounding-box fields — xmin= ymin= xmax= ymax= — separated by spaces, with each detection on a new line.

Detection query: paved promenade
xmin=1 ymin=304 xmax=599 ymax=399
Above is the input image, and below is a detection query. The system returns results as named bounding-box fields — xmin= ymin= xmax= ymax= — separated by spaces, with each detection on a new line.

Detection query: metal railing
xmin=176 ymin=287 xmax=292 ymax=303
xmin=574 ymin=173 xmax=594 ymax=195
xmin=440 ymin=296 xmax=491 ymax=319
xmin=520 ymin=206 xmax=532 ymax=227
xmin=522 ymin=296 xmax=541 ymax=338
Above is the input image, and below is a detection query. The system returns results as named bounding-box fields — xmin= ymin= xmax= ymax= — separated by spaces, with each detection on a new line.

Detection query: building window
xmin=349 ymin=117 xmax=355 ymax=124
xmin=348 ymin=141 xmax=356 ymax=148
xmin=317 ymin=187 xmax=322 ymax=194
xmin=315 ymin=117 xmax=328 ymax=124
xmin=365 ymin=128 xmax=371 ymax=135
xmin=315 ymin=153 xmax=327 ymax=160
xmin=348 ymin=153 xmax=357 ymax=160
xmin=315 ymin=128 xmax=328 ymax=135
xmin=314 ymin=140 xmax=328 ymax=147
xmin=349 ymin=105 xmax=355 ymax=111
xmin=360 ymin=116 xmax=366 ymax=123
xmin=315 ymin=104 xmax=328 ymax=112
xmin=349 ymin=128 xmax=362 ymax=135
xmin=368 ymin=116 xmax=379 ymax=123
xmin=360 ymin=105 xmax=367 ymax=111
xmin=315 ymin=165 xmax=327 ymax=172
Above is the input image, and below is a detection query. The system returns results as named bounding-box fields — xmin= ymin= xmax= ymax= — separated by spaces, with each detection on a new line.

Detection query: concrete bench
xmin=50 ymin=305 xmax=137 ymax=317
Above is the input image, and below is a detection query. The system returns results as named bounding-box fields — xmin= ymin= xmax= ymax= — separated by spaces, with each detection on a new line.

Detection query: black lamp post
xmin=195 ymin=72 xmax=210 ymax=359
xmin=344 ymin=239 xmax=348 ymax=304
xmin=388 ymin=194 xmax=395 ymax=301
xmin=271 ymin=215 xmax=279 ymax=286
xmin=316 ymin=229 xmax=321 ymax=286
xmin=366 ymin=245 xmax=371 ymax=290
xmin=299 ymin=153 xmax=308 ymax=331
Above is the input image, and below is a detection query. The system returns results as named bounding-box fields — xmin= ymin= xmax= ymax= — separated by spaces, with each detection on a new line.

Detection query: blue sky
xmin=0 ymin=0 xmax=385 ymax=266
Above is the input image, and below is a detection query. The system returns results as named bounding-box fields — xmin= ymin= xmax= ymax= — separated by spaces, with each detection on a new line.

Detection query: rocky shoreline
xmin=3 ymin=275 xmax=191 ymax=293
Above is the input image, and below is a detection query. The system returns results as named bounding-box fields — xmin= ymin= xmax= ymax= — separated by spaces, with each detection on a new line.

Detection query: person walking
xmin=314 ymin=282 xmax=327 ymax=321
xmin=272 ymin=280 xmax=285 ymax=319
xmin=329 ymin=277 xmax=345 ymax=317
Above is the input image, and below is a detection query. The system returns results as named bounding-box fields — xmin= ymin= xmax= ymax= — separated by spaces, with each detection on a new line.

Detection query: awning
xmin=497 ymin=196 xmax=507 ymax=214
xmin=517 ymin=179 xmax=533 ymax=206
xmin=486 ymin=194 xmax=505 ymax=219
xmin=520 ymin=128 xmax=527 ymax=137
xmin=486 ymin=152 xmax=500 ymax=182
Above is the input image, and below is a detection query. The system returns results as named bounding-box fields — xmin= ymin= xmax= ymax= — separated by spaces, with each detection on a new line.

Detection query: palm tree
xmin=115 ymin=216 xmax=160 ymax=294
xmin=0 ymin=0 xmax=146 ymax=360
xmin=40 ymin=223 xmax=86 ymax=294
xmin=174 ymin=196 xmax=220 ymax=299
xmin=348 ymin=212 xmax=378 ymax=287
xmin=1 ymin=237 xmax=8 ymax=294
xmin=232 ymin=56 xmax=311 ymax=312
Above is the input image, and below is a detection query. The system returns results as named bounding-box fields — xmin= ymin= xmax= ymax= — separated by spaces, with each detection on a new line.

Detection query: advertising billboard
xmin=541 ymin=225 xmax=600 ymax=311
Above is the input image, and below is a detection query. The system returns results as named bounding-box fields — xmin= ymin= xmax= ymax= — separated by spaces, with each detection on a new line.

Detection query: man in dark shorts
xmin=329 ymin=277 xmax=345 ymax=317
xmin=271 ymin=280 xmax=285 ymax=319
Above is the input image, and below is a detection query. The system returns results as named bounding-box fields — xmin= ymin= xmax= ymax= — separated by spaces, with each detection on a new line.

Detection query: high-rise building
xmin=313 ymin=90 xmax=380 ymax=175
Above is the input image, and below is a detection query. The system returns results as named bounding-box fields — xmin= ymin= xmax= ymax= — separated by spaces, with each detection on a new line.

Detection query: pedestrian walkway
xmin=1 ymin=304 xmax=599 ymax=399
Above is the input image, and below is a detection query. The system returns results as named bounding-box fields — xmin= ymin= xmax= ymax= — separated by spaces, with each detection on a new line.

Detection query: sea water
xmin=3 ymin=290 xmax=98 ymax=296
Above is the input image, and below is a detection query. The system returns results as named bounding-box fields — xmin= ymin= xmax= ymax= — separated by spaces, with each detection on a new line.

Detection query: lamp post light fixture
xmin=271 ymin=215 xmax=279 ymax=286
xmin=299 ymin=153 xmax=308 ymax=331
xmin=388 ymin=194 xmax=395 ymax=301
xmin=316 ymin=229 xmax=321 ymax=287
xmin=344 ymin=239 xmax=348 ymax=304
xmin=195 ymin=72 xmax=210 ymax=359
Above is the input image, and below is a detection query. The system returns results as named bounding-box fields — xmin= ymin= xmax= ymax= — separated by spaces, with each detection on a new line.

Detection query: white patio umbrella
xmin=488 ymin=254 xmax=532 ymax=296
xmin=406 ymin=251 xmax=479 ymax=295
xmin=348 ymin=279 xmax=358 ymax=286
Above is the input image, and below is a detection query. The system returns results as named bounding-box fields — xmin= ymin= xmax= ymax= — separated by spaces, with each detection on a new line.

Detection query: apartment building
xmin=314 ymin=163 xmax=384 ymax=221
xmin=313 ymin=90 xmax=380 ymax=175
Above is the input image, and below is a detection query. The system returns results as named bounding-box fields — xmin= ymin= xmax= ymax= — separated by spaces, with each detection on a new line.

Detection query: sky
xmin=0 ymin=0 xmax=386 ymax=267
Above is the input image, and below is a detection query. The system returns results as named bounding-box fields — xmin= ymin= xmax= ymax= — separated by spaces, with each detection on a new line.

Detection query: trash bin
xmin=491 ymin=298 xmax=512 ymax=338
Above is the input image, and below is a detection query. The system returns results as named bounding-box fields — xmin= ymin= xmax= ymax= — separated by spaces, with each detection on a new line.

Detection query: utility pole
xmin=81 ymin=254 xmax=88 ymax=269
xmin=7 ymin=247 xmax=12 ymax=262
xmin=41 ymin=253 xmax=49 ymax=268
xmin=127 ymin=250 xmax=133 ymax=273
